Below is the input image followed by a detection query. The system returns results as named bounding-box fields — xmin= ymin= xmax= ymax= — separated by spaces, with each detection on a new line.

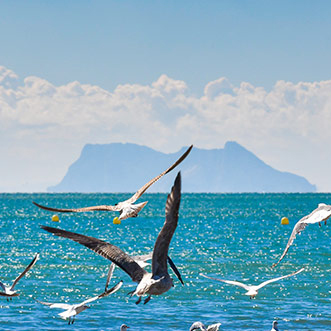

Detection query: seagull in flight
xmin=33 ymin=280 xmax=122 ymax=324
xmin=201 ymin=268 xmax=304 ymax=299
xmin=0 ymin=253 xmax=39 ymax=300
xmin=42 ymin=172 xmax=183 ymax=305
xmin=33 ymin=145 xmax=192 ymax=224
xmin=272 ymin=203 xmax=331 ymax=268
xmin=104 ymin=253 xmax=184 ymax=291
xmin=190 ymin=321 xmax=221 ymax=331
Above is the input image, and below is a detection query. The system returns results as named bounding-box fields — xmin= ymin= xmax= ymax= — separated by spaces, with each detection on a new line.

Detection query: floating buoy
xmin=52 ymin=215 xmax=60 ymax=222
xmin=281 ymin=217 xmax=289 ymax=225
xmin=113 ymin=217 xmax=121 ymax=225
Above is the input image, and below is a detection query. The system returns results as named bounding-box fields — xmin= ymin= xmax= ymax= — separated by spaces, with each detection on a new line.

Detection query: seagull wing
xmin=152 ymin=172 xmax=181 ymax=277
xmin=79 ymin=280 xmax=123 ymax=307
xmin=10 ymin=253 xmax=39 ymax=290
xmin=41 ymin=226 xmax=146 ymax=283
xmin=33 ymin=201 xmax=119 ymax=213
xmin=200 ymin=274 xmax=251 ymax=291
xmin=207 ymin=323 xmax=222 ymax=331
xmin=272 ymin=220 xmax=307 ymax=268
xmin=256 ymin=267 xmax=304 ymax=290
xmin=105 ymin=263 xmax=116 ymax=291
xmin=33 ymin=297 xmax=72 ymax=310
xmin=167 ymin=256 xmax=184 ymax=285
xmin=272 ymin=204 xmax=331 ymax=268
xmin=0 ymin=281 xmax=6 ymax=291
xmin=126 ymin=145 xmax=192 ymax=204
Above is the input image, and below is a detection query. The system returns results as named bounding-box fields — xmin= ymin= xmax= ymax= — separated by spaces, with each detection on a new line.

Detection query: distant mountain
xmin=48 ymin=142 xmax=316 ymax=193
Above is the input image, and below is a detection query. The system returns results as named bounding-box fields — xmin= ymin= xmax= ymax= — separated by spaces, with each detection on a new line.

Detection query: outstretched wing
xmin=105 ymin=263 xmax=116 ymax=291
xmin=272 ymin=204 xmax=331 ymax=268
xmin=33 ymin=297 xmax=72 ymax=310
xmin=11 ymin=253 xmax=39 ymax=290
xmin=272 ymin=221 xmax=307 ymax=268
xmin=0 ymin=281 xmax=6 ymax=291
xmin=256 ymin=267 xmax=304 ymax=290
xmin=207 ymin=323 xmax=222 ymax=331
xmin=200 ymin=273 xmax=251 ymax=291
xmin=33 ymin=201 xmax=119 ymax=213
xmin=41 ymin=226 xmax=145 ymax=283
xmin=79 ymin=280 xmax=123 ymax=307
xmin=126 ymin=145 xmax=192 ymax=204
xmin=152 ymin=172 xmax=181 ymax=277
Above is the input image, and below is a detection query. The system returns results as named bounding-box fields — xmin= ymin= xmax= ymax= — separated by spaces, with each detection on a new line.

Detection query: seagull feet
xmin=143 ymin=295 xmax=151 ymax=304
xmin=135 ymin=296 xmax=142 ymax=305
xmin=319 ymin=222 xmax=321 ymax=227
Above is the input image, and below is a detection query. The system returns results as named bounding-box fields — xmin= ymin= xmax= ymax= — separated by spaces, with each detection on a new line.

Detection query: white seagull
xmin=0 ymin=253 xmax=39 ymax=300
xmin=271 ymin=320 xmax=279 ymax=331
xmin=42 ymin=172 xmax=183 ymax=305
xmin=34 ymin=280 xmax=122 ymax=324
xmin=190 ymin=321 xmax=221 ymax=331
xmin=33 ymin=145 xmax=192 ymax=224
xmin=272 ymin=203 xmax=331 ymax=268
xmin=120 ymin=324 xmax=130 ymax=331
xmin=201 ymin=268 xmax=304 ymax=299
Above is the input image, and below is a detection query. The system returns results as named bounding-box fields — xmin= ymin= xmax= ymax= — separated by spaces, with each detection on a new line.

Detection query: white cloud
xmin=1 ymin=65 xmax=331 ymax=191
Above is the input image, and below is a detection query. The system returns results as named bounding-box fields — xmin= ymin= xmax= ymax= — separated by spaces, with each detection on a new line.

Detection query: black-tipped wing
xmin=167 ymin=256 xmax=184 ymax=285
xmin=33 ymin=201 xmax=119 ymax=213
xmin=41 ymin=226 xmax=145 ymax=283
xmin=11 ymin=253 xmax=39 ymax=290
xmin=152 ymin=172 xmax=181 ymax=277
xmin=126 ymin=145 xmax=191 ymax=204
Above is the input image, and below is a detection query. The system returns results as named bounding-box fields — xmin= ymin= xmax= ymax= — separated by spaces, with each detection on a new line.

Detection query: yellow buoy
xmin=281 ymin=217 xmax=289 ymax=225
xmin=52 ymin=215 xmax=60 ymax=222
xmin=113 ymin=217 xmax=121 ymax=225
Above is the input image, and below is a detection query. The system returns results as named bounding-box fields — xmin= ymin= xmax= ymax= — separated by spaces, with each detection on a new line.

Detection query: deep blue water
xmin=1 ymin=193 xmax=331 ymax=330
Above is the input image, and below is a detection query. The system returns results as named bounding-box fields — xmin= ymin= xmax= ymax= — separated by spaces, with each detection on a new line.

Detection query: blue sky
xmin=1 ymin=1 xmax=331 ymax=192
xmin=1 ymin=1 xmax=331 ymax=93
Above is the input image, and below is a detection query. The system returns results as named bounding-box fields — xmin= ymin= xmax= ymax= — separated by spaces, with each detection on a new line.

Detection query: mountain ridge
xmin=48 ymin=142 xmax=316 ymax=193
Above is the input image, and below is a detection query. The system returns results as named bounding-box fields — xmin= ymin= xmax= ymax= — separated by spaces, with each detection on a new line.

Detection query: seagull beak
xmin=113 ymin=217 xmax=121 ymax=225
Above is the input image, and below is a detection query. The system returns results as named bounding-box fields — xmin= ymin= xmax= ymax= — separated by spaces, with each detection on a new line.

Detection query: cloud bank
xmin=1 ymin=66 xmax=331 ymax=191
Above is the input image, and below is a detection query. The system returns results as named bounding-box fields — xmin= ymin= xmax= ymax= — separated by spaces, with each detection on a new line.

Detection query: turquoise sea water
xmin=1 ymin=193 xmax=331 ymax=331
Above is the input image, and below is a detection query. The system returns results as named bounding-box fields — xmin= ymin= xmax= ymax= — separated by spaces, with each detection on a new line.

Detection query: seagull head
xmin=120 ymin=324 xmax=130 ymax=331
xmin=245 ymin=288 xmax=258 ymax=298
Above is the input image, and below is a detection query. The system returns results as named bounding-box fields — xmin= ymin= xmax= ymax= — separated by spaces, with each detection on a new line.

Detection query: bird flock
xmin=1 ymin=144 xmax=331 ymax=330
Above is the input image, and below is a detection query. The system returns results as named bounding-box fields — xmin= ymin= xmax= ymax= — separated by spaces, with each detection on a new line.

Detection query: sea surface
xmin=1 ymin=193 xmax=331 ymax=331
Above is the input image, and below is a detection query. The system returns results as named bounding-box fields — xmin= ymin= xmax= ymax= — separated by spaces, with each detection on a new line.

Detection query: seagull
xmin=33 ymin=280 xmax=122 ymax=324
xmin=271 ymin=320 xmax=279 ymax=331
xmin=190 ymin=321 xmax=221 ymax=331
xmin=0 ymin=253 xmax=39 ymax=300
xmin=120 ymin=324 xmax=130 ymax=331
xmin=272 ymin=203 xmax=331 ymax=268
xmin=201 ymin=268 xmax=304 ymax=299
xmin=33 ymin=145 xmax=192 ymax=224
xmin=42 ymin=172 xmax=182 ymax=305
xmin=104 ymin=253 xmax=184 ymax=291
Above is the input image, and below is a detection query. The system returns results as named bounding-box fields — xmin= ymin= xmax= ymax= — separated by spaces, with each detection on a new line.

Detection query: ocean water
xmin=1 ymin=193 xmax=331 ymax=331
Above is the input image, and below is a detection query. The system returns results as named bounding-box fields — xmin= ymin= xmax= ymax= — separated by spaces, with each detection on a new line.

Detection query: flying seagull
xmin=104 ymin=253 xmax=184 ymax=291
xmin=0 ymin=253 xmax=39 ymax=300
xmin=33 ymin=145 xmax=192 ymax=223
xmin=33 ymin=280 xmax=122 ymax=324
xmin=190 ymin=321 xmax=221 ymax=331
xmin=271 ymin=320 xmax=279 ymax=331
xmin=120 ymin=324 xmax=130 ymax=331
xmin=42 ymin=172 xmax=183 ymax=304
xmin=272 ymin=203 xmax=331 ymax=268
xmin=201 ymin=268 xmax=304 ymax=299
